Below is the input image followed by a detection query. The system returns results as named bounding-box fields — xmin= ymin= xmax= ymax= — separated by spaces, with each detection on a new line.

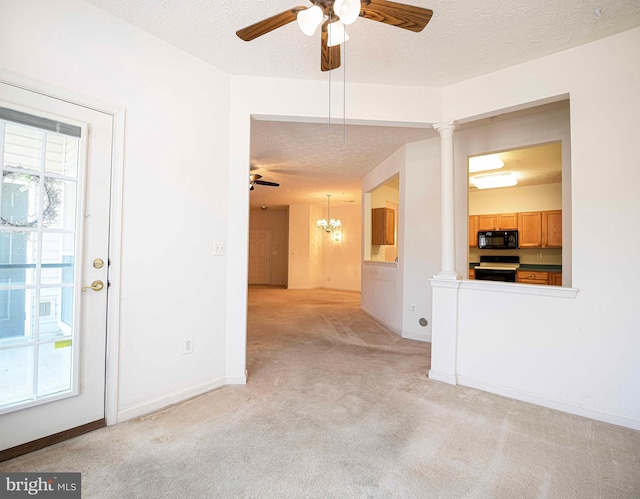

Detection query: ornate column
xmin=429 ymin=121 xmax=460 ymax=385
xmin=433 ymin=121 xmax=459 ymax=280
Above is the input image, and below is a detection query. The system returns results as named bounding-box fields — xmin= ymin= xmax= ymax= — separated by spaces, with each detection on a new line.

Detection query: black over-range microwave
xmin=478 ymin=230 xmax=518 ymax=249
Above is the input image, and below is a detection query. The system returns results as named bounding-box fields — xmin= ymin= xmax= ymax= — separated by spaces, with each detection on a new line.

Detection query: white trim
xmin=429 ymin=278 xmax=462 ymax=290
xmin=362 ymin=260 xmax=398 ymax=268
xmin=459 ymin=279 xmax=579 ymax=298
xmin=457 ymin=375 xmax=640 ymax=431
xmin=105 ymin=109 xmax=125 ymax=426
xmin=428 ymin=370 xmax=458 ymax=385
xmin=402 ymin=331 xmax=431 ymax=343
xmin=116 ymin=376 xmax=236 ymax=423
xmin=0 ymin=69 xmax=125 ymax=427
xmin=360 ymin=307 xmax=402 ymax=336
xmin=226 ymin=373 xmax=248 ymax=385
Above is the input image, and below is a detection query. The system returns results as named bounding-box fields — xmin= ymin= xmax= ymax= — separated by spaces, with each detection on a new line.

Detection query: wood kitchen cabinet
xmin=477 ymin=214 xmax=497 ymax=231
xmin=469 ymin=216 xmax=479 ymax=247
xmin=468 ymin=268 xmax=475 ymax=279
xmin=476 ymin=213 xmax=518 ymax=231
xmin=517 ymin=270 xmax=549 ymax=285
xmin=470 ymin=212 xmax=517 ymax=246
xmin=518 ymin=212 xmax=543 ymax=247
xmin=542 ymin=210 xmax=562 ymax=248
xmin=372 ymin=207 xmax=395 ymax=245
xmin=470 ymin=210 xmax=562 ymax=248
xmin=548 ymin=272 xmax=562 ymax=286
xmin=497 ymin=213 xmax=518 ymax=230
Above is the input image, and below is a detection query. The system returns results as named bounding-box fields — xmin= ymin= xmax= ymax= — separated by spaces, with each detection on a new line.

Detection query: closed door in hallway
xmin=248 ymin=229 xmax=271 ymax=285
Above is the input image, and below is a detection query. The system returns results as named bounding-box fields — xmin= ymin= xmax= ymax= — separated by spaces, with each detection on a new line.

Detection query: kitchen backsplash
xmin=469 ymin=248 xmax=562 ymax=265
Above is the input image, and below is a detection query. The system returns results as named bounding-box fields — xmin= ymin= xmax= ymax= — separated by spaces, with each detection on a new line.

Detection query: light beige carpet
xmin=2 ymin=287 xmax=639 ymax=498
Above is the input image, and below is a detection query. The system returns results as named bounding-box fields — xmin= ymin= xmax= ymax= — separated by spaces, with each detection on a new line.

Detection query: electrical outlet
xmin=213 ymin=241 xmax=225 ymax=256
xmin=537 ymin=252 xmax=543 ymax=259
xmin=410 ymin=304 xmax=416 ymax=313
xmin=182 ymin=337 xmax=194 ymax=354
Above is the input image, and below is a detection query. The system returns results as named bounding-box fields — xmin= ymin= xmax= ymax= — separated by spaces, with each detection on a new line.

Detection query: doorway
xmin=0 ymin=81 xmax=115 ymax=459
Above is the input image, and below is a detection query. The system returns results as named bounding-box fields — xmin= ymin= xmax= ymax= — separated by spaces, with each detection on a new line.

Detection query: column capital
xmin=433 ymin=121 xmax=458 ymax=135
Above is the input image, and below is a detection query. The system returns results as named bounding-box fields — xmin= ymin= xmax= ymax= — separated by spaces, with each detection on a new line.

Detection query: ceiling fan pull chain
xmin=343 ymin=36 xmax=347 ymax=144
xmin=328 ymin=13 xmax=332 ymax=131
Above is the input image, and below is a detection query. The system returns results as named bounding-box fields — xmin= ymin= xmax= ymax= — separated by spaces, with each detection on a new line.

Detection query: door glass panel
xmin=0 ymin=229 xmax=37 ymax=285
xmin=37 ymin=340 xmax=73 ymax=397
xmin=0 ymin=114 xmax=81 ymax=413
xmin=0 ymin=346 xmax=34 ymax=406
xmin=3 ymin=123 xmax=42 ymax=172
xmin=1 ymin=172 xmax=40 ymax=227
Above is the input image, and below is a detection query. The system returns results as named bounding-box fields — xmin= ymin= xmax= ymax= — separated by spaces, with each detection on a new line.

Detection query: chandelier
xmin=317 ymin=194 xmax=342 ymax=233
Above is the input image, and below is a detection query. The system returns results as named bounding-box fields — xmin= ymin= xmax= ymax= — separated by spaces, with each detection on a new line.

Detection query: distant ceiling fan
xmin=236 ymin=0 xmax=433 ymax=72
xmin=250 ymin=174 xmax=280 ymax=191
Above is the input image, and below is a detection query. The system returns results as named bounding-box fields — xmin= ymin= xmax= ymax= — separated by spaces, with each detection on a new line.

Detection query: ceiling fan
xmin=250 ymin=174 xmax=280 ymax=191
xmin=236 ymin=0 xmax=433 ymax=72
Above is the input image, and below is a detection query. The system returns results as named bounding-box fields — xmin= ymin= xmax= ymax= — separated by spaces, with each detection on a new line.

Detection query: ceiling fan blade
xmin=321 ymin=21 xmax=341 ymax=72
xmin=360 ymin=0 xmax=433 ymax=32
xmin=236 ymin=6 xmax=307 ymax=41
xmin=254 ymin=180 xmax=280 ymax=187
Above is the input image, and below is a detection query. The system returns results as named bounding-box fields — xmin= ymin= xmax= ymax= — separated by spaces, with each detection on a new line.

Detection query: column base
xmin=433 ymin=270 xmax=461 ymax=281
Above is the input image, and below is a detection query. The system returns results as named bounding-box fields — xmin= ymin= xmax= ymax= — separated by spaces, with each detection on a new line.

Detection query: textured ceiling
xmin=85 ymin=0 xmax=640 ymax=87
xmin=468 ymin=142 xmax=562 ymax=192
xmin=83 ymin=0 xmax=639 ymax=208
xmin=249 ymin=120 xmax=434 ymax=209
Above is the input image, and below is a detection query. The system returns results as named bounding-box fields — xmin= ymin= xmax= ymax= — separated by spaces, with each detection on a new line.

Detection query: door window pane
xmin=37 ymin=341 xmax=73 ymax=397
xmin=0 ymin=229 xmax=37 ymax=285
xmin=0 ymin=112 xmax=81 ymax=413
xmin=3 ymin=123 xmax=42 ymax=172
xmin=1 ymin=172 xmax=40 ymax=227
xmin=0 ymin=346 xmax=34 ymax=407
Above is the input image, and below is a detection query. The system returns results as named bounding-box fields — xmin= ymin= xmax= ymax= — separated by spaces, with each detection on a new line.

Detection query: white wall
xmin=361 ymin=148 xmax=405 ymax=334
xmin=321 ymin=203 xmax=362 ymax=292
xmin=288 ymin=205 xmax=314 ymax=289
xmin=469 ymin=182 xmax=562 ymax=214
xmin=0 ymin=0 xmax=234 ymax=420
xmin=401 ymin=139 xmax=441 ymax=342
xmin=437 ymin=27 xmax=640 ymax=429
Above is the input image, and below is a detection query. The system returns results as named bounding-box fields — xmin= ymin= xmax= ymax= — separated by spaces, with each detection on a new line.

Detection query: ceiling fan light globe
xmin=297 ymin=5 xmax=323 ymax=36
xmin=334 ymin=0 xmax=361 ymax=25
xmin=327 ymin=21 xmax=349 ymax=47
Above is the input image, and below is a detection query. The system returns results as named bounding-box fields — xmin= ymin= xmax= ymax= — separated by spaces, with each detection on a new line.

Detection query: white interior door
xmin=248 ymin=229 xmax=271 ymax=285
xmin=0 ymin=82 xmax=112 ymax=453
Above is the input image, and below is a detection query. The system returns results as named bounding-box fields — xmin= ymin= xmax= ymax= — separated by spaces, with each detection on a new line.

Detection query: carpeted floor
xmin=2 ymin=287 xmax=639 ymax=498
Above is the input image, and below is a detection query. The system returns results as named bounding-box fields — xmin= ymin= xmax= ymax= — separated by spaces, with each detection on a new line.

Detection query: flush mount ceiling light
xmin=317 ymin=194 xmax=342 ymax=233
xmin=468 ymin=154 xmax=504 ymax=173
xmin=471 ymin=172 xmax=518 ymax=190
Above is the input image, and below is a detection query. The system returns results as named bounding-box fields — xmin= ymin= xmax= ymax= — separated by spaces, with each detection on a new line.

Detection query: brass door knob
xmin=82 ymin=280 xmax=104 ymax=292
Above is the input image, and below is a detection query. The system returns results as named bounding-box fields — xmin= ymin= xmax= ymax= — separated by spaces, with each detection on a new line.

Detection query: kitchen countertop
xmin=518 ymin=264 xmax=562 ymax=272
xmin=469 ymin=262 xmax=562 ymax=272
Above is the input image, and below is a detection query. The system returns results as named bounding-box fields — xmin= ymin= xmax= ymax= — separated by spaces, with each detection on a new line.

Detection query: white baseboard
xmin=428 ymin=369 xmax=458 ymax=385
xmin=457 ymin=375 xmax=640 ymax=431
xmin=402 ymin=331 xmax=431 ymax=342
xmin=360 ymin=307 xmax=402 ymax=336
xmin=116 ymin=376 xmax=243 ymax=423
